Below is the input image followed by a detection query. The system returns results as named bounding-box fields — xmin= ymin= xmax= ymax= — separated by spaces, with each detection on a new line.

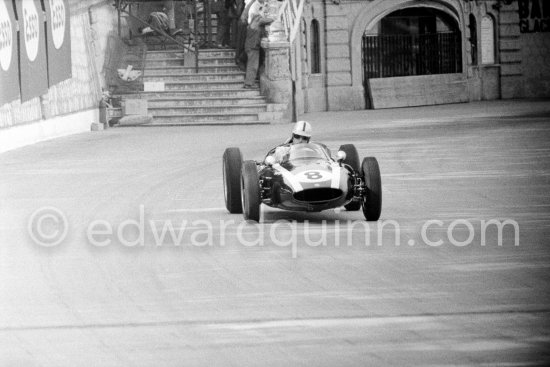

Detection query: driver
xmin=272 ymin=121 xmax=312 ymax=163
xmin=285 ymin=120 xmax=312 ymax=144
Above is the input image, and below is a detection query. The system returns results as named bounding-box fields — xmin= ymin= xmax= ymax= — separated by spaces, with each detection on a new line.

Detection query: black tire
xmin=223 ymin=147 xmax=243 ymax=213
xmin=338 ymin=144 xmax=360 ymax=171
xmin=339 ymin=144 xmax=361 ymax=211
xmin=361 ymin=157 xmax=382 ymax=221
xmin=241 ymin=160 xmax=261 ymax=222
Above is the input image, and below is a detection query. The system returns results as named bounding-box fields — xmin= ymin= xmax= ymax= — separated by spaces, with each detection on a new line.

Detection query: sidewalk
xmin=302 ymin=98 xmax=550 ymax=127
xmin=1 ymin=99 xmax=548 ymax=154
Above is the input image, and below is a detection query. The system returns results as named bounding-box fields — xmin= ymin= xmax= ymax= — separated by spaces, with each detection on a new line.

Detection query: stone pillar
xmin=498 ymin=1 xmax=523 ymax=99
xmin=266 ymin=18 xmax=286 ymax=42
xmin=257 ymin=0 xmax=294 ymax=122
xmin=325 ymin=3 xmax=363 ymax=110
xmin=260 ymin=39 xmax=293 ymax=122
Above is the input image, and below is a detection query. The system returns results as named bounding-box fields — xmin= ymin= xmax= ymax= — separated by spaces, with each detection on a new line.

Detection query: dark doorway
xmin=362 ymin=7 xmax=462 ymax=80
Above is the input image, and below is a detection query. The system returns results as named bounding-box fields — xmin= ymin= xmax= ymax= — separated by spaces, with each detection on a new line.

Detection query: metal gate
xmin=362 ymin=32 xmax=462 ymax=79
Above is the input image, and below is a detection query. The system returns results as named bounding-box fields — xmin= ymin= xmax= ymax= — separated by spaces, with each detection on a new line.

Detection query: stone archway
xmin=349 ymin=0 xmax=466 ymax=89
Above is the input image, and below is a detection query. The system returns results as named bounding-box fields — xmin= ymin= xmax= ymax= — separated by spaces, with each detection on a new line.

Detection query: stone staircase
xmin=116 ymin=47 xmax=286 ymax=126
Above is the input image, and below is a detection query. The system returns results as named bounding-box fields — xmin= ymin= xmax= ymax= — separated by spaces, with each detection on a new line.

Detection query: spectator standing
xmin=214 ymin=0 xmax=236 ymax=48
xmin=235 ymin=0 xmax=255 ymax=71
xmin=227 ymin=0 xmax=239 ymax=48
xmin=243 ymin=0 xmax=272 ymax=88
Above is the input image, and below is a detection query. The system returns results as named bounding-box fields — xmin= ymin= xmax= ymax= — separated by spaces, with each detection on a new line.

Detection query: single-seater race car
xmin=222 ymin=142 xmax=381 ymax=222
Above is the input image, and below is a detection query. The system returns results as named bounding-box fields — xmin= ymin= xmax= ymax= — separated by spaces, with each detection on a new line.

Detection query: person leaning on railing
xmin=243 ymin=0 xmax=273 ymax=88
xmin=140 ymin=9 xmax=170 ymax=35
xmin=235 ymin=0 xmax=256 ymax=71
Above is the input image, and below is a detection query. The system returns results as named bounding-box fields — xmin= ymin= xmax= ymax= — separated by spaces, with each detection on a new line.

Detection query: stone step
xmin=146 ymin=58 xmax=186 ymax=67
xmin=116 ymin=88 xmax=262 ymax=99
xmin=150 ymin=112 xmax=263 ymax=123
xmin=149 ymin=104 xmax=267 ymax=115
xmin=146 ymin=120 xmax=270 ymax=126
xmin=195 ymin=49 xmax=236 ymax=58
xmin=146 ymin=57 xmax=236 ymax=68
xmin=147 ymin=96 xmax=266 ymax=107
xmin=146 ymin=48 xmax=235 ymax=59
xmin=161 ymin=80 xmax=251 ymax=91
xmin=146 ymin=50 xmax=191 ymax=59
xmin=195 ymin=57 xmax=237 ymax=66
xmin=140 ymin=38 xmax=225 ymax=51
xmin=142 ymin=72 xmax=244 ymax=83
xmin=144 ymin=65 xmax=241 ymax=75
xmin=141 ymin=43 xmax=192 ymax=52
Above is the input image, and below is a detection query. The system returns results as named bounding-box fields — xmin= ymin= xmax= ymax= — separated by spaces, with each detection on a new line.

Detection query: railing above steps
xmin=113 ymin=0 xmax=201 ymax=72
xmin=276 ymin=0 xmax=305 ymax=44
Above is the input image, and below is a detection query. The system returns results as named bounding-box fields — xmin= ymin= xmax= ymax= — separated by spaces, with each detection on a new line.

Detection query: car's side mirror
xmin=336 ymin=151 xmax=346 ymax=163
xmin=265 ymin=155 xmax=276 ymax=166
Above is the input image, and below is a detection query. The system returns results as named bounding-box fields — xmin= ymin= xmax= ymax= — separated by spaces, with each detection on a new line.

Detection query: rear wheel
xmin=241 ymin=160 xmax=261 ymax=222
xmin=339 ymin=144 xmax=361 ymax=211
xmin=361 ymin=157 xmax=382 ymax=221
xmin=223 ymin=147 xmax=243 ymax=213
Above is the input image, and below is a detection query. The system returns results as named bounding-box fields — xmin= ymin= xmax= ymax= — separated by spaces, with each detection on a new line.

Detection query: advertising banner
xmin=0 ymin=0 xmax=19 ymax=105
xmin=16 ymin=0 xmax=49 ymax=102
xmin=44 ymin=0 xmax=71 ymax=87
xmin=519 ymin=0 xmax=550 ymax=33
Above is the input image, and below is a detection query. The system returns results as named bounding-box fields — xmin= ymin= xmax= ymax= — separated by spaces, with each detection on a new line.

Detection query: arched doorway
xmin=358 ymin=5 xmax=467 ymax=108
xmin=362 ymin=8 xmax=462 ymax=80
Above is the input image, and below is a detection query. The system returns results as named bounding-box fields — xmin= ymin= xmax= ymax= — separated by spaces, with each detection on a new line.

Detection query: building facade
xmin=290 ymin=0 xmax=550 ymax=113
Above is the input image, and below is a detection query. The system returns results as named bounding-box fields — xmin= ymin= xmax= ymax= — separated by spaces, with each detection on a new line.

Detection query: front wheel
xmin=339 ymin=144 xmax=361 ymax=211
xmin=361 ymin=157 xmax=382 ymax=221
xmin=223 ymin=147 xmax=243 ymax=213
xmin=241 ymin=160 xmax=261 ymax=222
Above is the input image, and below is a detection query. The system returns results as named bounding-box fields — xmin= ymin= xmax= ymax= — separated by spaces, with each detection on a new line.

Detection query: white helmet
xmin=292 ymin=121 xmax=312 ymax=138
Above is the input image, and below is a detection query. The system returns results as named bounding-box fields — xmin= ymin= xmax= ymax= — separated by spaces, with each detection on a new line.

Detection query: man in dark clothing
xmin=214 ymin=0 xmax=228 ymax=47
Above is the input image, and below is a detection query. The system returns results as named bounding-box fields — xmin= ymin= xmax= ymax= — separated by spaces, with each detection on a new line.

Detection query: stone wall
xmin=499 ymin=1 xmax=524 ymax=99
xmin=368 ymin=74 xmax=469 ymax=109
xmin=498 ymin=1 xmax=550 ymax=99
xmin=519 ymin=33 xmax=550 ymax=98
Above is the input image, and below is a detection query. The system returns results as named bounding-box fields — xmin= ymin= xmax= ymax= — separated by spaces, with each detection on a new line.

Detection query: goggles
xmin=293 ymin=134 xmax=309 ymax=140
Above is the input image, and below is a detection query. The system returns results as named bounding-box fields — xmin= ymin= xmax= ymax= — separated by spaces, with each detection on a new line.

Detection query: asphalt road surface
xmin=1 ymin=108 xmax=550 ymax=366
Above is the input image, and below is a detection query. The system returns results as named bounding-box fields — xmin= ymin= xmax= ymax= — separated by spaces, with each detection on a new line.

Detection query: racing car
xmin=222 ymin=142 xmax=382 ymax=222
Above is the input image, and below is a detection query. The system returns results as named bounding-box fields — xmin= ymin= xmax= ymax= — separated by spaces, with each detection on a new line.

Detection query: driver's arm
xmin=273 ymin=146 xmax=290 ymax=163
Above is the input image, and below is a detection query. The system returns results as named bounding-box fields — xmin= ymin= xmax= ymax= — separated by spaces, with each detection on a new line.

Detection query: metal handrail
xmin=113 ymin=0 xmax=198 ymax=71
xmin=118 ymin=9 xmax=194 ymax=53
